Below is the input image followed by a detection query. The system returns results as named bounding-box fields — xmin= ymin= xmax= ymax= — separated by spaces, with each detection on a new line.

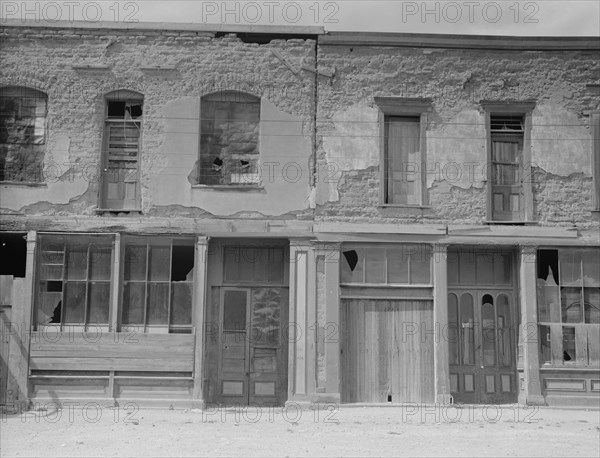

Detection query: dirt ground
xmin=1 ymin=403 xmax=599 ymax=457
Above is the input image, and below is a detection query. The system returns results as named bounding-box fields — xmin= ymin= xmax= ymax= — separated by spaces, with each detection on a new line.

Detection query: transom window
xmin=0 ymin=86 xmax=47 ymax=182
xmin=340 ymin=244 xmax=432 ymax=285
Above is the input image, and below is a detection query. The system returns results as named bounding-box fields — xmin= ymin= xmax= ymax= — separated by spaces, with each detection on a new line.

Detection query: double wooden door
xmin=216 ymin=287 xmax=288 ymax=406
xmin=448 ymin=289 xmax=517 ymax=403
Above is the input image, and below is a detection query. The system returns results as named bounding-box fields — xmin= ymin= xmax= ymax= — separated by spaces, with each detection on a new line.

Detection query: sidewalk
xmin=1 ymin=404 xmax=599 ymax=457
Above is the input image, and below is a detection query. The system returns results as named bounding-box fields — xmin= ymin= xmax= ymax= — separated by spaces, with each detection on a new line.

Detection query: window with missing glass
xmin=121 ymin=237 xmax=195 ymax=333
xmin=537 ymin=248 xmax=600 ymax=366
xmin=198 ymin=91 xmax=260 ymax=186
xmin=0 ymin=86 xmax=47 ymax=183
xmin=36 ymin=234 xmax=113 ymax=329
xmin=340 ymin=244 xmax=432 ymax=285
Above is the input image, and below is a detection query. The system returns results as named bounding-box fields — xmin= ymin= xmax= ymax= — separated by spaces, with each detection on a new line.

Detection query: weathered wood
xmin=433 ymin=244 xmax=451 ymax=403
xmin=192 ymin=236 xmax=209 ymax=407
xmin=341 ymin=298 xmax=435 ymax=403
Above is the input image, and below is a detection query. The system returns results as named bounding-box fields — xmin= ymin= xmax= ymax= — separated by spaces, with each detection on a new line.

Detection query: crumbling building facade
xmin=0 ymin=20 xmax=599 ymax=410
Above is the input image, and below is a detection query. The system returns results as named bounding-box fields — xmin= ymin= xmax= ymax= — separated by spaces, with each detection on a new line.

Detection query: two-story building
xmin=0 ymin=20 xmax=598 ymax=410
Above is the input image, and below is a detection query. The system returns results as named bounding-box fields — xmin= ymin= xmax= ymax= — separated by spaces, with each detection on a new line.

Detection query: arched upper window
xmin=0 ymin=86 xmax=47 ymax=182
xmin=199 ymin=91 xmax=260 ymax=186
xmin=101 ymin=90 xmax=143 ymax=210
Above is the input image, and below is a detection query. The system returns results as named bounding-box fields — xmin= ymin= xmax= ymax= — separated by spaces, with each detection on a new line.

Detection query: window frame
xmin=374 ymin=97 xmax=431 ymax=207
xmin=100 ymin=90 xmax=143 ymax=211
xmin=0 ymin=86 xmax=48 ymax=184
xmin=34 ymin=233 xmax=115 ymax=331
xmin=537 ymin=247 xmax=600 ymax=367
xmin=197 ymin=91 xmax=262 ymax=188
xmin=120 ymin=236 xmax=195 ymax=334
xmin=481 ymin=101 xmax=535 ymax=223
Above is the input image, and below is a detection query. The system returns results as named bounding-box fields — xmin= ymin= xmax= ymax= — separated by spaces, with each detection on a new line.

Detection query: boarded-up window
xmin=36 ymin=235 xmax=113 ymax=328
xmin=537 ymin=248 xmax=600 ymax=366
xmin=340 ymin=244 xmax=432 ymax=285
xmin=122 ymin=238 xmax=194 ymax=332
xmin=0 ymin=86 xmax=47 ymax=182
xmin=101 ymin=91 xmax=142 ymax=210
xmin=199 ymin=91 xmax=260 ymax=185
xmin=384 ymin=116 xmax=422 ymax=205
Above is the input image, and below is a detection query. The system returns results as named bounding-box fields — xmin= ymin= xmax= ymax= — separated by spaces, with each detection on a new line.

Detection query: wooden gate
xmin=341 ymin=299 xmax=434 ymax=403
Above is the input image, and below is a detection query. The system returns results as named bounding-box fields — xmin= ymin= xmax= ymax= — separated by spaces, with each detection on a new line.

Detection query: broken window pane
xmin=341 ymin=248 xmax=363 ymax=283
xmin=0 ymin=86 xmax=47 ymax=182
xmin=199 ymin=92 xmax=260 ymax=185
xmin=171 ymin=244 xmax=194 ymax=281
xmin=562 ymin=327 xmax=576 ymax=362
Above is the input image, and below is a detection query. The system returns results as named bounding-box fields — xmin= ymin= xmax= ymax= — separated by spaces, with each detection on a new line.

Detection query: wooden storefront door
xmin=216 ymin=287 xmax=288 ymax=406
xmin=448 ymin=290 xmax=518 ymax=404
xmin=341 ymin=299 xmax=435 ymax=403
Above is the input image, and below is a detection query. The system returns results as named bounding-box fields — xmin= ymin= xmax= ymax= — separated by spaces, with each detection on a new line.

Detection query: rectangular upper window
xmin=482 ymin=101 xmax=535 ymax=222
xmin=375 ymin=97 xmax=430 ymax=206
xmin=101 ymin=90 xmax=143 ymax=211
xmin=0 ymin=86 xmax=47 ymax=183
xmin=199 ymin=91 xmax=260 ymax=186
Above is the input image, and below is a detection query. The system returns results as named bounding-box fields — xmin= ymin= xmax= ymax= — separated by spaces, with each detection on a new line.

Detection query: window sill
xmin=95 ymin=208 xmax=143 ymax=215
xmin=539 ymin=365 xmax=600 ymax=372
xmin=0 ymin=181 xmax=47 ymax=187
xmin=484 ymin=220 xmax=538 ymax=225
xmin=378 ymin=204 xmax=431 ymax=209
xmin=192 ymin=184 xmax=265 ymax=192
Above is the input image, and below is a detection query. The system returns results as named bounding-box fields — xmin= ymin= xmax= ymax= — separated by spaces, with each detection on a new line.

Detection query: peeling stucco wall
xmin=315 ymin=44 xmax=599 ymax=227
xmin=0 ymin=26 xmax=316 ymax=220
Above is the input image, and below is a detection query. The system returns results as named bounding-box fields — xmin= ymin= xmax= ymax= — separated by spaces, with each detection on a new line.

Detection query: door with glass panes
xmin=448 ymin=290 xmax=517 ymax=403
xmin=217 ymin=287 xmax=288 ymax=406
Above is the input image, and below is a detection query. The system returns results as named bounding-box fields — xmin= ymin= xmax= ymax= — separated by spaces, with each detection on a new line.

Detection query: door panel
xmin=448 ymin=290 xmax=517 ymax=404
xmin=216 ymin=287 xmax=288 ymax=406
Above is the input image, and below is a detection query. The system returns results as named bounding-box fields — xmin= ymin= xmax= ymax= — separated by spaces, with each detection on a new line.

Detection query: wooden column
xmin=15 ymin=231 xmax=37 ymax=409
xmin=518 ymin=245 xmax=545 ymax=405
xmin=324 ymin=243 xmax=341 ymax=402
xmin=109 ymin=234 xmax=121 ymax=332
xmin=287 ymin=239 xmax=315 ymax=405
xmin=192 ymin=236 xmax=209 ymax=409
xmin=433 ymin=243 xmax=451 ymax=404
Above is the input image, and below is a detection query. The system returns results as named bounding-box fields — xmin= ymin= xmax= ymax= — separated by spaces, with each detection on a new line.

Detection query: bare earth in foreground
xmin=1 ymin=404 xmax=599 ymax=457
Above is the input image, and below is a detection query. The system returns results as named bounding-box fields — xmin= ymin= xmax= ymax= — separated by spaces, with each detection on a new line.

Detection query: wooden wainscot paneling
xmin=29 ymin=332 xmax=195 ymax=372
xmin=543 ymin=378 xmax=586 ymax=392
xmin=591 ymin=380 xmax=600 ymax=392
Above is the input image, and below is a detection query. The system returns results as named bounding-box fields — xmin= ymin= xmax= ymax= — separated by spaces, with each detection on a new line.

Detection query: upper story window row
xmin=2 ymin=87 xmax=599 ymax=219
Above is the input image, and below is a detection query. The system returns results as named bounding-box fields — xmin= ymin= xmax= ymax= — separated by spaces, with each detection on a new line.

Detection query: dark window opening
xmin=0 ymin=86 xmax=47 ymax=182
xmin=342 ymin=250 xmax=358 ymax=272
xmin=0 ymin=232 xmax=26 ymax=277
xmin=171 ymin=245 xmax=195 ymax=282
xmin=537 ymin=250 xmax=559 ymax=284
